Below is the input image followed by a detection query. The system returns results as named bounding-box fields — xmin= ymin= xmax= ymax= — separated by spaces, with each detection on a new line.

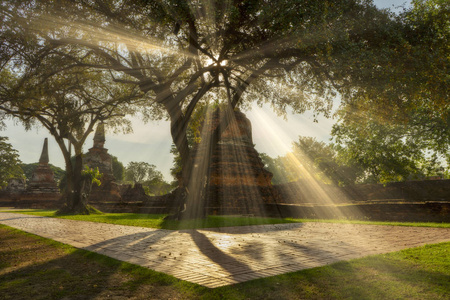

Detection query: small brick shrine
xmin=16 ymin=138 xmax=61 ymax=206
xmin=26 ymin=138 xmax=60 ymax=194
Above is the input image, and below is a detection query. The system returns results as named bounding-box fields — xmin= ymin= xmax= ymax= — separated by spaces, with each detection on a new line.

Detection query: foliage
xmin=330 ymin=0 xmax=450 ymax=185
xmin=81 ymin=166 xmax=102 ymax=188
xmin=0 ymin=1 xmax=152 ymax=213
xmin=0 ymin=38 xmax=142 ymax=213
xmin=2 ymin=2 xmax=407 ymax=155
xmin=332 ymin=106 xmax=449 ymax=184
xmin=262 ymin=134 xmax=447 ymax=186
xmin=291 ymin=137 xmax=361 ymax=185
xmin=124 ymin=161 xmax=172 ymax=195
xmin=261 ymin=137 xmax=360 ymax=186
xmin=144 ymin=179 xmax=174 ymax=196
xmin=124 ymin=161 xmax=162 ymax=184
xmin=0 ymin=136 xmax=23 ymax=188
xmin=259 ymin=153 xmax=293 ymax=184
xmin=111 ymin=156 xmax=125 ymax=182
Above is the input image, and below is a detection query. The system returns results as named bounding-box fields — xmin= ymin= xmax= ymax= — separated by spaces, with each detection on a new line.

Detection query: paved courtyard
xmin=1 ymin=212 xmax=449 ymax=288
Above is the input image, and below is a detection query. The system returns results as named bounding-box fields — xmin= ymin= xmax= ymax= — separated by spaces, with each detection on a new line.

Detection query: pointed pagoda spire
xmin=93 ymin=122 xmax=106 ymax=148
xmin=39 ymin=138 xmax=49 ymax=165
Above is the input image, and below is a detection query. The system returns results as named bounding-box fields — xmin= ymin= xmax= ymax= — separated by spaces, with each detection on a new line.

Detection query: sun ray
xmin=246 ymin=107 xmax=364 ymax=220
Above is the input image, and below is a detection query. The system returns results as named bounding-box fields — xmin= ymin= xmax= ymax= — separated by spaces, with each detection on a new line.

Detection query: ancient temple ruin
xmin=84 ymin=123 xmax=121 ymax=202
xmin=193 ymin=109 xmax=279 ymax=215
xmin=84 ymin=123 xmax=115 ymax=182
xmin=27 ymin=138 xmax=60 ymax=194
xmin=5 ymin=178 xmax=26 ymax=194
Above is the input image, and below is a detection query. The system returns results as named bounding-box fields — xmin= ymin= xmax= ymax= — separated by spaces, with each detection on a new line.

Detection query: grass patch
xmin=0 ymin=210 xmax=297 ymax=229
xmin=0 ymin=224 xmax=448 ymax=299
xmin=213 ymin=242 xmax=450 ymax=299
xmin=2 ymin=209 xmax=449 ymax=229
xmin=0 ymin=224 xmax=200 ymax=300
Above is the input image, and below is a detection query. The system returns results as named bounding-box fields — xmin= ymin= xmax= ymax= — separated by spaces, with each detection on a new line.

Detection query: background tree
xmin=111 ymin=156 xmax=125 ymax=182
xmin=288 ymin=137 xmax=359 ymax=186
xmin=0 ymin=136 xmax=23 ymax=189
xmin=124 ymin=162 xmax=163 ymax=184
xmin=262 ymin=132 xmax=448 ymax=186
xmin=332 ymin=111 xmax=449 ymax=184
xmin=145 ymin=178 xmax=174 ymax=196
xmin=261 ymin=137 xmax=360 ymax=186
xmin=259 ymin=153 xmax=297 ymax=184
xmin=125 ymin=161 xmax=172 ymax=195
xmin=330 ymin=0 xmax=449 ymax=173
xmin=0 ymin=66 xmax=142 ymax=213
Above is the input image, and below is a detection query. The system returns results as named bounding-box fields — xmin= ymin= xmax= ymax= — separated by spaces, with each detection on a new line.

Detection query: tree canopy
xmin=0 ymin=44 xmax=144 ymax=212
xmin=262 ymin=134 xmax=448 ymax=186
xmin=124 ymin=161 xmax=163 ymax=184
xmin=111 ymin=156 xmax=125 ymax=182
xmin=124 ymin=161 xmax=173 ymax=195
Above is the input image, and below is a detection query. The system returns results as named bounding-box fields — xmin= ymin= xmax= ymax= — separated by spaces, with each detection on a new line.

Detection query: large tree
xmin=0 ymin=65 xmax=143 ymax=213
xmin=332 ymin=107 xmax=449 ymax=184
xmin=2 ymin=0 xmax=445 ymax=217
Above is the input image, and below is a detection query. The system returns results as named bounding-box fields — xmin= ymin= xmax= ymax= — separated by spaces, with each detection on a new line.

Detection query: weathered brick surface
xmin=1 ymin=212 xmax=449 ymax=288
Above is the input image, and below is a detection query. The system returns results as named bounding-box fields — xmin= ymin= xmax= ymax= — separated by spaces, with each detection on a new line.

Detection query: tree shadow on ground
xmin=1 ymin=224 xmax=448 ymax=299
xmin=0 ymin=226 xmax=196 ymax=300
xmin=187 ymin=229 xmax=255 ymax=279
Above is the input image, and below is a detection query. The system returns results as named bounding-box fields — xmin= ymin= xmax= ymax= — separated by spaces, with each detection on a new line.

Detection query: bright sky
xmin=1 ymin=0 xmax=411 ymax=181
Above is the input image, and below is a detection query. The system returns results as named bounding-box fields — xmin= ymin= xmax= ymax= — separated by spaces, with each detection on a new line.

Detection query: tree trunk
xmin=163 ymin=98 xmax=207 ymax=220
xmin=57 ymin=146 xmax=90 ymax=215
xmin=70 ymin=150 xmax=90 ymax=214
xmin=168 ymin=104 xmax=237 ymax=220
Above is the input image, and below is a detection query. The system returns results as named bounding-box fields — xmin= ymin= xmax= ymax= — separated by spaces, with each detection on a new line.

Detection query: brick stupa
xmin=27 ymin=138 xmax=60 ymax=194
xmin=193 ymin=109 xmax=279 ymax=215
xmin=84 ymin=123 xmax=114 ymax=182
xmin=84 ymin=123 xmax=121 ymax=202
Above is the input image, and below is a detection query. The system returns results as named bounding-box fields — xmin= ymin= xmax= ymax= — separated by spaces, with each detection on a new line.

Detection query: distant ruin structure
xmin=26 ymin=138 xmax=60 ymax=194
xmin=193 ymin=109 xmax=279 ymax=215
xmin=84 ymin=123 xmax=121 ymax=202
xmin=84 ymin=123 xmax=115 ymax=182
xmin=5 ymin=178 xmax=26 ymax=194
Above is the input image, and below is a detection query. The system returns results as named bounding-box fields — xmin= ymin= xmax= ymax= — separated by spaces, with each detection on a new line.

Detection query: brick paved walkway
xmin=1 ymin=212 xmax=449 ymax=288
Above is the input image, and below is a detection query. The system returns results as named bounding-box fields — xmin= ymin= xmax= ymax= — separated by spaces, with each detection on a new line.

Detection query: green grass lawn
xmin=0 ymin=209 xmax=298 ymax=229
xmin=1 ymin=209 xmax=449 ymax=229
xmin=0 ymin=224 xmax=448 ymax=299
